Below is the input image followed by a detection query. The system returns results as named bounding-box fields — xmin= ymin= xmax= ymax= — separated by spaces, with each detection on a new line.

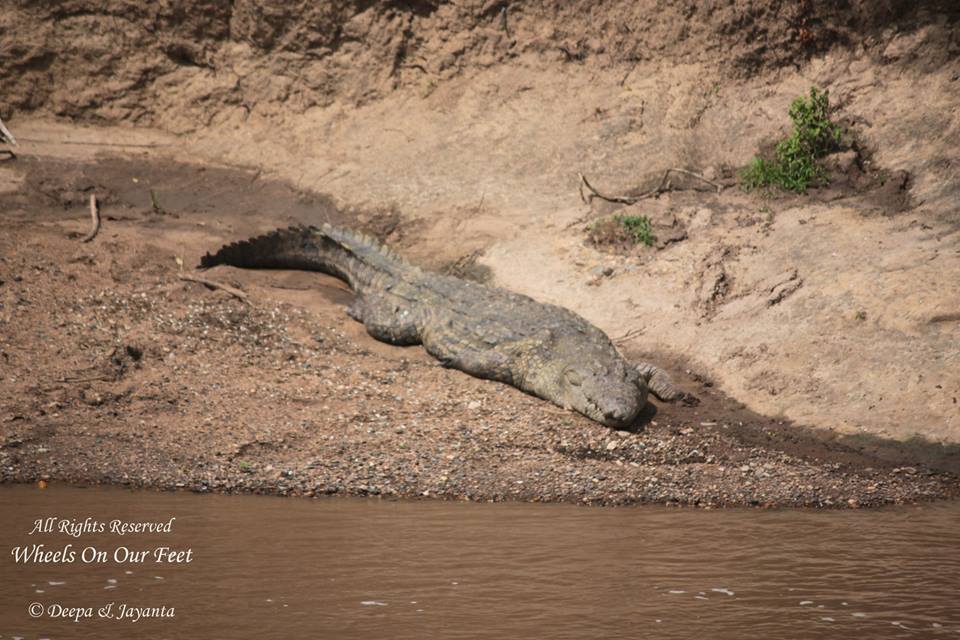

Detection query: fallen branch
xmin=81 ymin=194 xmax=101 ymax=243
xmin=579 ymin=168 xmax=722 ymax=206
xmin=653 ymin=168 xmax=723 ymax=194
xmin=570 ymin=168 xmax=724 ymax=228
xmin=578 ymin=172 xmax=637 ymax=205
xmin=178 ymin=273 xmax=250 ymax=303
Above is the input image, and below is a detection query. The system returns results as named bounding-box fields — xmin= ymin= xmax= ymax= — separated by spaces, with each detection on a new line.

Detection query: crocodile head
xmin=524 ymin=332 xmax=648 ymax=428
xmin=558 ymin=360 xmax=648 ymax=428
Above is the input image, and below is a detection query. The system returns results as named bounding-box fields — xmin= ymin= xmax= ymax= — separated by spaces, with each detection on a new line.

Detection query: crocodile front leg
xmin=636 ymin=362 xmax=683 ymax=402
xmin=420 ymin=320 xmax=515 ymax=385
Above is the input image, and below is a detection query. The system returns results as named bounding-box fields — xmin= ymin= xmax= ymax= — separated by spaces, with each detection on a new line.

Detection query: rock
xmin=81 ymin=389 xmax=103 ymax=406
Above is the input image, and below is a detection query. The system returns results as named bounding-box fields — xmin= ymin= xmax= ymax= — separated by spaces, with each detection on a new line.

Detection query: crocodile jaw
xmin=556 ymin=372 xmax=648 ymax=428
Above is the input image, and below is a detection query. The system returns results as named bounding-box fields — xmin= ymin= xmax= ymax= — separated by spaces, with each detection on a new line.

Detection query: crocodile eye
xmin=564 ymin=369 xmax=583 ymax=386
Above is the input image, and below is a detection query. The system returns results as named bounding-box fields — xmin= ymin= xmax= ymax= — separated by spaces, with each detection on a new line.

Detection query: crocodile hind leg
xmin=348 ymin=294 xmax=421 ymax=345
xmin=636 ymin=362 xmax=683 ymax=402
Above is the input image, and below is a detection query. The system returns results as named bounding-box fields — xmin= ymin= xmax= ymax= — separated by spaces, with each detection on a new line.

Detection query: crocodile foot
xmin=636 ymin=362 xmax=684 ymax=402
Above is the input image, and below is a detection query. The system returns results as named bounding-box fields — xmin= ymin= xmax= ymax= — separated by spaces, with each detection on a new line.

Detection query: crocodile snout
xmin=601 ymin=401 xmax=641 ymax=428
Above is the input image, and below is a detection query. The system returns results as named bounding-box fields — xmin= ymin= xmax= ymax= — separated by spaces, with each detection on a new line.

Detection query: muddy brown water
xmin=2 ymin=486 xmax=959 ymax=639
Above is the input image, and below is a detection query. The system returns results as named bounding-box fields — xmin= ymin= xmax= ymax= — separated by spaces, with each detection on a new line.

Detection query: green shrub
xmin=741 ymin=86 xmax=843 ymax=193
xmin=617 ymin=214 xmax=655 ymax=246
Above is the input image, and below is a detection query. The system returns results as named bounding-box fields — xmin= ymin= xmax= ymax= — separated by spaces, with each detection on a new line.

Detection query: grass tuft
xmin=616 ymin=214 xmax=655 ymax=246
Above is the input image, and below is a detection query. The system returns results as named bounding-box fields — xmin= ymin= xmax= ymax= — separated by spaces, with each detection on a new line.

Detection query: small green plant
xmin=741 ymin=86 xmax=843 ymax=193
xmin=237 ymin=460 xmax=254 ymax=473
xmin=616 ymin=214 xmax=655 ymax=246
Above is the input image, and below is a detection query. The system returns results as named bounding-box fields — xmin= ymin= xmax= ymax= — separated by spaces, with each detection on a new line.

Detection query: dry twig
xmin=0 ymin=116 xmax=16 ymax=159
xmin=60 ymin=375 xmax=114 ymax=384
xmin=618 ymin=59 xmax=639 ymax=87
xmin=653 ymin=168 xmax=723 ymax=194
xmin=0 ymin=116 xmax=17 ymax=146
xmin=929 ymin=312 xmax=960 ymax=324
xmin=579 ymin=168 xmax=721 ymax=206
xmin=570 ymin=168 xmax=724 ymax=228
xmin=81 ymin=194 xmax=101 ymax=243
xmin=16 ymin=137 xmax=170 ymax=148
xmin=578 ymin=172 xmax=636 ymax=205
xmin=614 ymin=327 xmax=646 ymax=344
xmin=178 ymin=273 xmax=250 ymax=303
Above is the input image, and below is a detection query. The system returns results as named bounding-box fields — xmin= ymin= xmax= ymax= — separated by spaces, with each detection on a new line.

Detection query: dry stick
xmin=178 ymin=273 xmax=250 ymax=303
xmin=571 ymin=168 xmax=724 ymax=228
xmin=16 ymin=137 xmax=170 ymax=148
xmin=61 ymin=375 xmax=114 ymax=384
xmin=614 ymin=327 xmax=645 ymax=344
xmin=929 ymin=312 xmax=960 ymax=324
xmin=81 ymin=194 xmax=101 ymax=243
xmin=581 ymin=168 xmax=721 ymax=205
xmin=383 ymin=128 xmax=413 ymax=142
xmin=578 ymin=172 xmax=636 ymax=205
xmin=618 ymin=59 xmax=639 ymax=87
xmin=656 ymin=168 xmax=723 ymax=194
xmin=0 ymin=116 xmax=17 ymax=145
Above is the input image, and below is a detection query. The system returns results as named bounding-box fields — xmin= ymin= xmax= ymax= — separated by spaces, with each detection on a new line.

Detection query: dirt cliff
xmin=2 ymin=1 xmax=956 ymax=125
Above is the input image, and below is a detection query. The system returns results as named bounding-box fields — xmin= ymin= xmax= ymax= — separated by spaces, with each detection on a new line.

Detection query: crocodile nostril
xmin=604 ymin=406 xmax=628 ymax=422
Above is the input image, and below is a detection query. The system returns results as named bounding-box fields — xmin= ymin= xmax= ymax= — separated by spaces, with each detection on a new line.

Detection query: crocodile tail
xmin=198 ymin=225 xmax=357 ymax=287
xmin=199 ymin=224 xmax=406 ymax=290
xmin=200 ymin=226 xmax=312 ymax=270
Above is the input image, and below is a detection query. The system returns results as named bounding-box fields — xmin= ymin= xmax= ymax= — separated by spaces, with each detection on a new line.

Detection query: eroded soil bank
xmin=1 ymin=155 xmax=957 ymax=508
xmin=1 ymin=1 xmax=959 ymax=506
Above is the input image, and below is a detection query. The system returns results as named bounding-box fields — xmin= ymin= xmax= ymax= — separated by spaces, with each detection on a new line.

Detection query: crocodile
xmin=200 ymin=224 xmax=681 ymax=428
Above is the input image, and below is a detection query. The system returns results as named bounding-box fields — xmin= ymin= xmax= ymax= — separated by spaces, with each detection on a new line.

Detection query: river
xmin=2 ymin=485 xmax=958 ymax=639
